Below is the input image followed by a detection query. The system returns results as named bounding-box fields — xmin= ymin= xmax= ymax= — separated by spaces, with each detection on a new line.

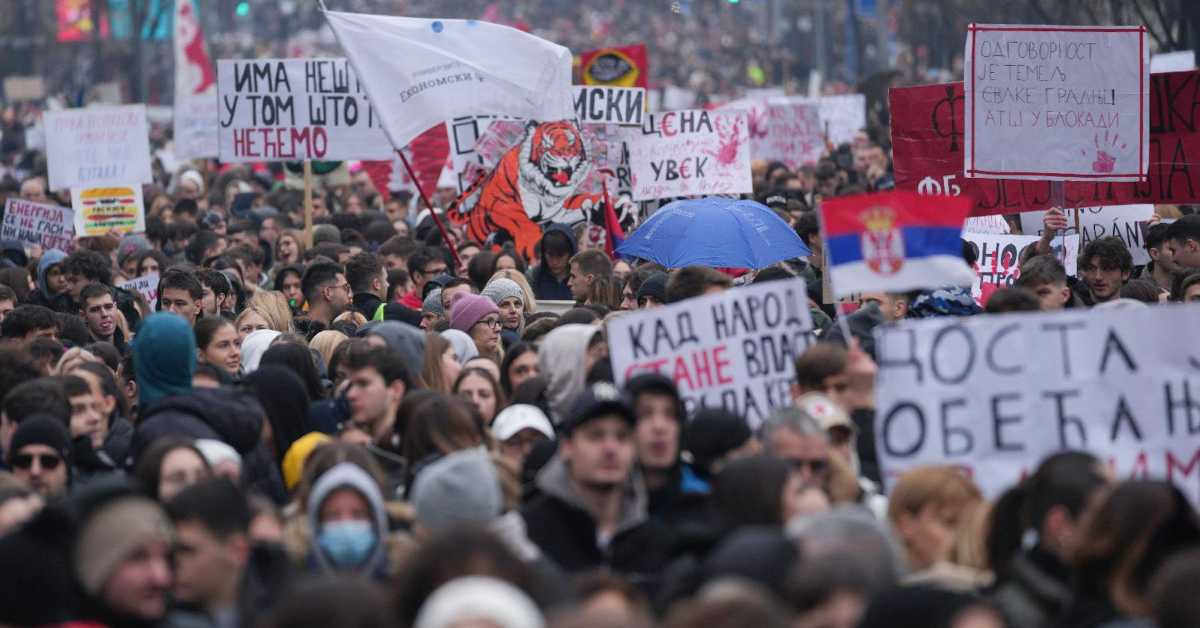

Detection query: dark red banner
xmin=891 ymin=71 xmax=1200 ymax=216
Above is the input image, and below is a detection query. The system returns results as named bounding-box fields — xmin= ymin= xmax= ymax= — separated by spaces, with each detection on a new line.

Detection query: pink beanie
xmin=449 ymin=293 xmax=499 ymax=332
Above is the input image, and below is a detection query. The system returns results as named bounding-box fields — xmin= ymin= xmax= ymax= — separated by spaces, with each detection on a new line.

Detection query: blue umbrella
xmin=617 ymin=197 xmax=811 ymax=269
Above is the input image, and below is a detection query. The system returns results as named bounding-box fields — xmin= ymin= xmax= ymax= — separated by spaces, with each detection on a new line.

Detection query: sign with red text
xmin=961 ymin=232 xmax=1078 ymax=304
xmin=45 ymin=105 xmax=152 ymax=191
xmin=875 ymin=305 xmax=1200 ymax=503
xmin=1 ymin=198 xmax=75 ymax=252
xmin=608 ymin=279 xmax=814 ymax=426
xmin=623 ymin=109 xmax=752 ymax=201
xmin=890 ymin=72 xmax=1200 ymax=216
xmin=963 ymin=24 xmax=1149 ymax=181
xmin=217 ymin=58 xmax=392 ymax=162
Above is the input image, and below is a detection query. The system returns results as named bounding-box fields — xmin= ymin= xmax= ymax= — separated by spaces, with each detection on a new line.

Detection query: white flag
xmin=172 ymin=0 xmax=219 ymax=159
xmin=323 ymin=10 xmax=574 ymax=151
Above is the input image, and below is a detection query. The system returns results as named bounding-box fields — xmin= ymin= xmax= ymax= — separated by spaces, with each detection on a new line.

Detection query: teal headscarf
xmin=133 ymin=312 xmax=196 ymax=407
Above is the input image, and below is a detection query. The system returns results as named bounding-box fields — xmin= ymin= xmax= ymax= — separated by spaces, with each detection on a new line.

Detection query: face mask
xmin=317 ymin=520 xmax=377 ymax=568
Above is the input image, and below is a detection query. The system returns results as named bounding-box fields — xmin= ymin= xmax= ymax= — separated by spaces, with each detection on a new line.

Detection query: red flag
xmin=362 ymin=124 xmax=450 ymax=202
xmin=601 ymin=181 xmax=625 ymax=258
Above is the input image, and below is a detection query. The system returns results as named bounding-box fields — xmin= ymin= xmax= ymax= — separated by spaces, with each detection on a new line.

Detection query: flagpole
xmin=303 ymin=159 xmax=314 ymax=249
xmin=398 ymin=149 xmax=462 ymax=272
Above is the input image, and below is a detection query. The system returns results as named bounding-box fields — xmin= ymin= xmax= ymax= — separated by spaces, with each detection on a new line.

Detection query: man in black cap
xmin=636 ymin=272 xmax=667 ymax=309
xmin=520 ymin=382 xmax=671 ymax=584
xmin=626 ymin=374 xmax=708 ymax=528
xmin=7 ymin=416 xmax=72 ymax=498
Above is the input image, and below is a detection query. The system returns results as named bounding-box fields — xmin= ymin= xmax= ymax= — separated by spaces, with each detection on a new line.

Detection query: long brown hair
xmin=421 ymin=333 xmax=453 ymax=394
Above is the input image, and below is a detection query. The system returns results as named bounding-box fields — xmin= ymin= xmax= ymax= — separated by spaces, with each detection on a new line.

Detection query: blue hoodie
xmin=132 ymin=313 xmax=196 ymax=407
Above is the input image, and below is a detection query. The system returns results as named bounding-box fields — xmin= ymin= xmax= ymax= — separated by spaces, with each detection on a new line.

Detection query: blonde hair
xmin=56 ymin=347 xmax=100 ymax=375
xmin=333 ymin=310 xmax=367 ymax=326
xmin=887 ymin=465 xmax=983 ymax=524
xmin=489 ymin=269 xmax=538 ymax=313
xmin=309 ymin=330 xmax=348 ymax=370
xmin=245 ymin=290 xmax=293 ymax=332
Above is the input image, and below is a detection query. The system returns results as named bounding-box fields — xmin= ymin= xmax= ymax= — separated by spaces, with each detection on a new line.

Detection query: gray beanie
xmin=312 ymin=224 xmax=341 ymax=245
xmin=423 ymin=288 xmax=445 ymax=317
xmin=411 ymin=447 xmax=502 ymax=529
xmin=481 ymin=278 xmax=524 ymax=308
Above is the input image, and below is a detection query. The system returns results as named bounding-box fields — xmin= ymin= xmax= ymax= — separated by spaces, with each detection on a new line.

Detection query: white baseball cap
xmin=491 ymin=404 xmax=555 ymax=442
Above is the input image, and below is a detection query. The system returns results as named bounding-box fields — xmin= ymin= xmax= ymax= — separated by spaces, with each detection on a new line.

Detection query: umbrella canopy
xmin=617 ymin=197 xmax=811 ymax=269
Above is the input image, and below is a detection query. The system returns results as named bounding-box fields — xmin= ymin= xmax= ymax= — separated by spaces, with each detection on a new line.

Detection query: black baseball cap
xmin=563 ymin=382 xmax=636 ymax=435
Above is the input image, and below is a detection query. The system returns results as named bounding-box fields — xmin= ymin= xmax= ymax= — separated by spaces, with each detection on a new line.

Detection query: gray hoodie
xmin=538 ymin=324 xmax=599 ymax=424
xmin=306 ymin=462 xmax=389 ymax=573
xmin=37 ymin=249 xmax=67 ymax=296
xmin=358 ymin=321 xmax=426 ymax=372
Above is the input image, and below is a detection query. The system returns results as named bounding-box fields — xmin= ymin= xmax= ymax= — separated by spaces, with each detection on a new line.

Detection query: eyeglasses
xmin=11 ymin=452 xmax=62 ymax=471
xmin=476 ymin=317 xmax=502 ymax=330
xmin=787 ymin=458 xmax=829 ymax=474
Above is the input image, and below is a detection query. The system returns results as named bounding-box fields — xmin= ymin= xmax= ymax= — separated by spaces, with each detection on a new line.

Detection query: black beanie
xmin=636 ymin=272 xmax=668 ymax=303
xmin=685 ymin=407 xmax=752 ymax=480
xmin=8 ymin=415 xmax=73 ymax=464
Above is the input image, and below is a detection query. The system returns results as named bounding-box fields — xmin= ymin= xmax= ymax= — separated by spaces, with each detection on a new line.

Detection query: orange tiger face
xmin=527 ymin=121 xmax=587 ymax=188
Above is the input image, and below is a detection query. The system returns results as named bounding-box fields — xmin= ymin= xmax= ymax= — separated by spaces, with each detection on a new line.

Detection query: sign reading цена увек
xmin=964 ymin=24 xmax=1149 ymax=182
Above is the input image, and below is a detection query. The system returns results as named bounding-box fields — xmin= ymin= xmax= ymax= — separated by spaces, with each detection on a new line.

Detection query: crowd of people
xmin=0 ymin=113 xmax=1195 ymax=628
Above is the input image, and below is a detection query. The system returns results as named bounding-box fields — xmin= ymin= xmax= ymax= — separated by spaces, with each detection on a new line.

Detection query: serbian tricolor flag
xmin=820 ymin=190 xmax=975 ymax=298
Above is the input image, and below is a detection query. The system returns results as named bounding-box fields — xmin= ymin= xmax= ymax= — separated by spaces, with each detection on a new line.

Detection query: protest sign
xmin=173 ymin=0 xmax=218 ymax=159
xmin=662 ymin=86 xmax=697 ymax=111
xmin=623 ymin=109 xmax=752 ymax=201
xmin=608 ymin=279 xmax=814 ymax=426
xmin=960 ymin=232 xmax=1079 ymax=303
xmin=963 ymin=214 xmax=1011 ymax=234
xmin=762 ymin=101 xmax=823 ymax=170
xmin=119 ymin=273 xmax=159 ymax=311
xmin=963 ymin=24 xmax=1149 ymax=181
xmin=874 ymin=304 xmax=1200 ymax=503
xmin=1150 ymin=51 xmax=1195 ymax=73
xmin=579 ymin=44 xmax=649 ymax=88
xmin=3 ymin=76 xmax=45 ymax=101
xmin=573 ymin=86 xmax=645 ymax=126
xmin=324 ymin=11 xmax=574 ymax=152
xmin=217 ymin=58 xmax=393 ymax=162
xmin=1 ymin=198 xmax=75 ymax=252
xmin=962 ymin=233 xmax=1037 ymax=303
xmin=1020 ymin=205 xmax=1154 ymax=266
xmin=447 ymin=121 xmax=607 ymax=259
xmin=70 ymin=185 xmax=146 ymax=236
xmin=44 ymin=105 xmax=152 ymax=191
xmin=890 ymin=71 xmax=1200 ymax=216
xmin=788 ymin=94 xmax=867 ymax=146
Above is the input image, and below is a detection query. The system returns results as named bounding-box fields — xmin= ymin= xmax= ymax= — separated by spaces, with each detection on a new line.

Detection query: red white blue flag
xmin=820 ymin=191 xmax=975 ymax=298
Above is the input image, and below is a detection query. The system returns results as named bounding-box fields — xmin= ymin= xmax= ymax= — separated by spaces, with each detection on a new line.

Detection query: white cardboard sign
xmin=573 ymin=86 xmax=645 ymax=126
xmin=608 ymin=279 xmax=814 ymax=426
xmin=1019 ymin=204 xmax=1154 ymax=266
xmin=964 ymin=24 xmax=1149 ymax=182
xmin=45 ymin=105 xmax=153 ymax=191
xmin=217 ymin=58 xmax=393 ymax=162
xmin=875 ymin=304 xmax=1200 ymax=503
xmin=623 ymin=109 xmax=752 ymax=201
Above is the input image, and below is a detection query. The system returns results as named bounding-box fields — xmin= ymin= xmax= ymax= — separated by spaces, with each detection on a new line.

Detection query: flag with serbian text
xmin=820 ymin=191 xmax=975 ymax=298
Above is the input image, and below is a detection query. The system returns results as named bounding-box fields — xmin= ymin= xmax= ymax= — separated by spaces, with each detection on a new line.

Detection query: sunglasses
xmin=11 ymin=452 xmax=62 ymax=471
xmin=788 ymin=458 xmax=829 ymax=474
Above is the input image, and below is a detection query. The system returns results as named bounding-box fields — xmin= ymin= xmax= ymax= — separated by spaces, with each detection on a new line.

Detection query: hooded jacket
xmin=519 ymin=454 xmax=671 ymax=586
xmin=529 ymin=223 xmax=576 ymax=302
xmin=133 ymin=387 xmax=287 ymax=504
xmin=306 ymin=462 xmax=389 ymax=577
xmin=29 ymin=249 xmax=70 ymax=310
xmin=538 ymin=324 xmax=598 ymax=424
